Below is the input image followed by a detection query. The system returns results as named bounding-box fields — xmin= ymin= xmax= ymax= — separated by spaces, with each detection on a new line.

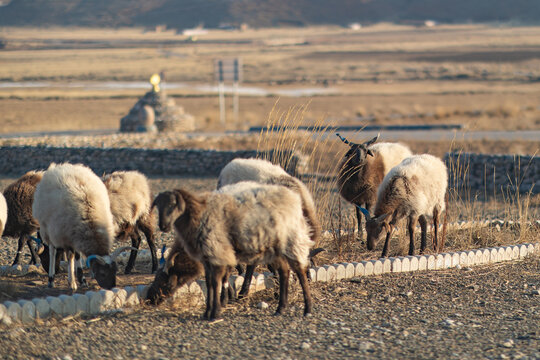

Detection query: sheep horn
xmin=309 ymin=247 xmax=325 ymax=258
xmin=356 ymin=205 xmax=371 ymax=220
xmin=110 ymin=246 xmax=137 ymax=262
xmin=364 ymin=133 xmax=380 ymax=147
xmin=86 ymin=254 xmax=106 ymax=268
xmin=336 ymin=133 xmax=352 ymax=145
xmin=164 ymin=251 xmax=180 ymax=274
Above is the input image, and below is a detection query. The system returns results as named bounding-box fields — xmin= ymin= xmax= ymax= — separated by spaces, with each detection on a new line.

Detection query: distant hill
xmin=1 ymin=0 xmax=540 ymax=28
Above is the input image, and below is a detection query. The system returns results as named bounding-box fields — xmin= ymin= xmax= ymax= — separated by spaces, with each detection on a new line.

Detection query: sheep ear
xmin=367 ymin=149 xmax=374 ymax=157
xmin=173 ymin=190 xmax=186 ymax=213
xmin=86 ymin=255 xmax=106 ymax=268
xmin=374 ymin=213 xmax=390 ymax=223
xmin=364 ymin=133 xmax=380 ymax=147
xmin=356 ymin=205 xmax=371 ymax=220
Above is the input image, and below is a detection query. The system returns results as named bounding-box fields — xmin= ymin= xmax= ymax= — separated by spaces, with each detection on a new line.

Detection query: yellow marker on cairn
xmin=150 ymin=73 xmax=161 ymax=92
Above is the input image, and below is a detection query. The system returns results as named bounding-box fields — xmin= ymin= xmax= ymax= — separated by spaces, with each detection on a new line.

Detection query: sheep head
xmin=146 ymin=251 xmax=180 ymax=305
xmin=152 ymin=190 xmax=186 ymax=233
xmin=337 ymin=133 xmax=379 ymax=167
xmin=357 ymin=206 xmax=390 ymax=251
xmin=86 ymin=246 xmax=135 ymax=289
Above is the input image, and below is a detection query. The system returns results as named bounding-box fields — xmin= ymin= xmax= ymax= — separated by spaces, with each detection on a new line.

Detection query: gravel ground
xmin=0 ymin=256 xmax=537 ymax=360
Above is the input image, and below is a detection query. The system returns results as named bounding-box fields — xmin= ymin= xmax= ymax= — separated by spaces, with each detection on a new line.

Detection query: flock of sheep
xmin=0 ymin=134 xmax=448 ymax=321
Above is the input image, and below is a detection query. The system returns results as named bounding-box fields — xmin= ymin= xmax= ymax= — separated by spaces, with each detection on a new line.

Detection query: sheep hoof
xmin=304 ymin=312 xmax=312 ymax=318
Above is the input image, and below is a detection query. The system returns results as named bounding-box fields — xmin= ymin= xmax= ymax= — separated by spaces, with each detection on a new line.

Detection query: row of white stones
xmin=2 ymin=218 xmax=537 ymax=277
xmin=0 ymin=242 xmax=537 ymax=326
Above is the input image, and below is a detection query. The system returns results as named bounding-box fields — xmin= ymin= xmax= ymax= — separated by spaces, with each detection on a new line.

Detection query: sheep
xmin=358 ymin=154 xmax=448 ymax=258
xmin=157 ymin=182 xmax=313 ymax=320
xmin=217 ymin=157 xmax=323 ymax=299
xmin=336 ymin=133 xmax=412 ymax=242
xmin=32 ymin=163 xmax=133 ymax=291
xmin=0 ymin=192 xmax=7 ymax=237
xmin=2 ymin=170 xmax=43 ymax=266
xmin=146 ymin=191 xmax=234 ymax=306
xmin=102 ymin=170 xmax=157 ymax=274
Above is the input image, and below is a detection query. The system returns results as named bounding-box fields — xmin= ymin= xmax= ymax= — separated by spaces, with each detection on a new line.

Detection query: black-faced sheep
xmin=336 ymin=133 xmax=412 ymax=242
xmin=32 ymin=163 xmax=133 ymax=291
xmin=171 ymin=182 xmax=313 ymax=320
xmin=103 ymin=170 xmax=157 ymax=274
xmin=359 ymin=154 xmax=448 ymax=258
xmin=217 ymin=158 xmax=323 ymax=299
xmin=2 ymin=170 xmax=43 ymax=266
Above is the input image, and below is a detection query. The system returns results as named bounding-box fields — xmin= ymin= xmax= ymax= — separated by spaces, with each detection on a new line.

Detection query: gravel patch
xmin=0 ymin=257 xmax=537 ymax=359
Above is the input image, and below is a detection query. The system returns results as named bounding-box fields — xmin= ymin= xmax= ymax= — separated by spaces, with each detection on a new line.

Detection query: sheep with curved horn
xmin=336 ymin=132 xmax=412 ymax=242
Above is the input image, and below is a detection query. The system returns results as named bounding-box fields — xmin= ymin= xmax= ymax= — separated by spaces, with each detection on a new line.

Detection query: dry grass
xmin=252 ymin=103 xmax=538 ymax=264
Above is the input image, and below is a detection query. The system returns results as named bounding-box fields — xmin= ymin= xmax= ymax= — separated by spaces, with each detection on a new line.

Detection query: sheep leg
xmin=26 ymin=235 xmax=40 ymax=265
xmin=124 ymin=232 xmax=141 ymax=275
xmin=209 ymin=264 xmax=226 ymax=320
xmin=275 ymin=258 xmax=290 ymax=316
xmin=355 ymin=206 xmax=364 ymax=242
xmin=66 ymin=251 xmax=77 ymax=292
xmin=289 ymin=259 xmax=312 ymax=316
xmin=432 ymin=208 xmax=440 ymax=252
xmin=418 ymin=215 xmax=428 ymax=254
xmin=203 ymin=263 xmax=214 ymax=320
xmin=220 ymin=267 xmax=232 ymax=307
xmin=75 ymin=253 xmax=88 ymax=287
xmin=48 ymin=245 xmax=57 ymax=288
xmin=12 ymin=235 xmax=27 ymax=265
xmin=381 ymin=225 xmax=394 ymax=258
xmin=138 ymin=219 xmax=158 ymax=273
xmin=407 ymin=215 xmax=418 ymax=256
xmin=238 ymin=264 xmax=255 ymax=299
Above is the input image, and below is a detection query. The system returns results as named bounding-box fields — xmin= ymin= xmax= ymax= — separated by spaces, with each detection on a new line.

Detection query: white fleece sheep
xmin=33 ymin=163 xmax=131 ymax=291
xmin=103 ymin=170 xmax=157 ymax=274
xmin=0 ymin=192 xmax=7 ymax=237
xmin=360 ymin=154 xmax=448 ymax=257
xmin=217 ymin=158 xmax=322 ymax=298
xmin=169 ymin=181 xmax=313 ymax=320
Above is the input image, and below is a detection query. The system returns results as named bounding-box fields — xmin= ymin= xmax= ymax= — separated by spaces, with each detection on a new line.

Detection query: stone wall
xmin=0 ymin=146 xmax=303 ymax=177
xmin=445 ymin=152 xmax=538 ymax=195
xmin=0 ymin=146 xmax=536 ymax=195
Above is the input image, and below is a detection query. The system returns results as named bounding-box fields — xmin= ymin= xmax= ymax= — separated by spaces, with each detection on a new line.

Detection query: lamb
xmin=103 ymin=170 xmax=157 ymax=274
xmin=2 ymin=171 xmax=42 ymax=266
xmin=358 ymin=154 xmax=448 ymax=258
xmin=32 ymin=163 xmax=133 ymax=291
xmin=336 ymin=133 xmax=412 ymax=242
xmin=156 ymin=182 xmax=313 ymax=320
xmin=217 ymin=157 xmax=323 ymax=298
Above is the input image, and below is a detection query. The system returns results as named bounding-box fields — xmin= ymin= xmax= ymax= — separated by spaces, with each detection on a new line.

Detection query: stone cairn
xmin=120 ymin=74 xmax=195 ymax=133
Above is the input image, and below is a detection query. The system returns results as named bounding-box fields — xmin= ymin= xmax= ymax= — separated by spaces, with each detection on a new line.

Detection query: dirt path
xmin=0 ymin=257 xmax=537 ymax=359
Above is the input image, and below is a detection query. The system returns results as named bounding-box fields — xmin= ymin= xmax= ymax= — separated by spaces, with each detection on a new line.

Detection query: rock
xmin=501 ymin=339 xmax=514 ymax=348
xmin=257 ymin=301 xmax=269 ymax=310
xmin=300 ymin=342 xmax=310 ymax=350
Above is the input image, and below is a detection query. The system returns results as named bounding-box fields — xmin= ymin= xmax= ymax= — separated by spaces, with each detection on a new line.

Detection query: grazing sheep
xmin=2 ymin=170 xmax=43 ymax=266
xmin=169 ymin=181 xmax=313 ymax=320
xmin=103 ymin=170 xmax=157 ymax=274
xmin=147 ymin=191 xmax=234 ymax=306
xmin=32 ymin=163 xmax=132 ymax=291
xmin=217 ymin=158 xmax=323 ymax=298
xmin=358 ymin=154 xmax=448 ymax=258
xmin=336 ymin=133 xmax=412 ymax=242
